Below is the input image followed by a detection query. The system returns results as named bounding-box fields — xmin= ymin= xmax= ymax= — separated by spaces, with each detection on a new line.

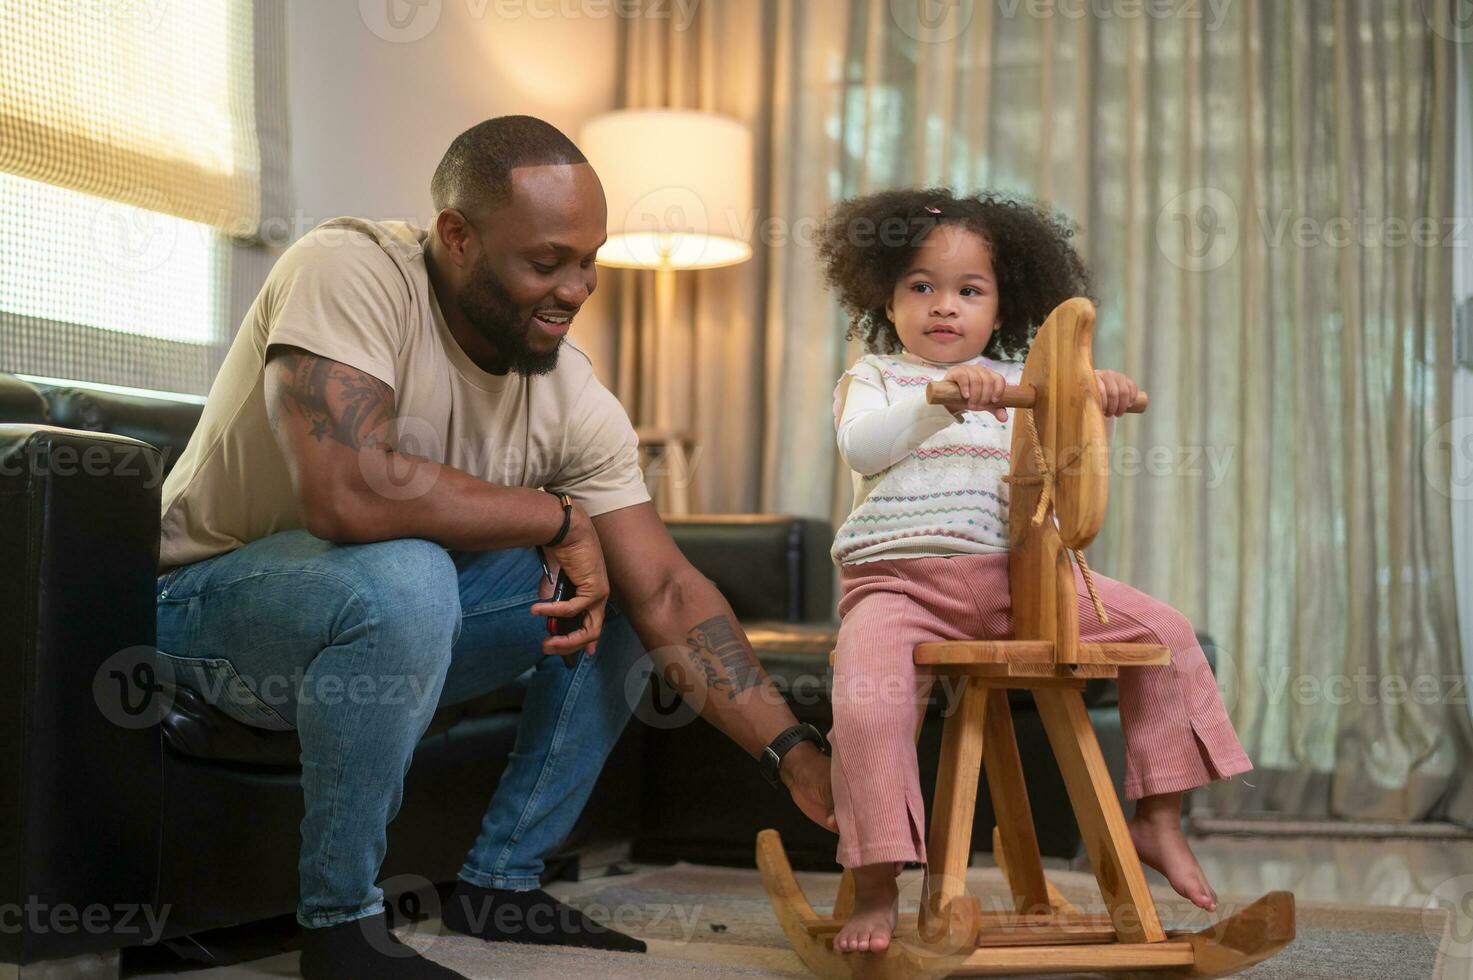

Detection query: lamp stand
xmin=639 ymin=262 xmax=693 ymax=515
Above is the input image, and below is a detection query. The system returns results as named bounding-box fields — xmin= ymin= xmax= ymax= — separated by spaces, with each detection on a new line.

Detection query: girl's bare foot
xmin=1127 ymin=791 xmax=1218 ymax=912
xmin=834 ymin=863 xmax=900 ymax=953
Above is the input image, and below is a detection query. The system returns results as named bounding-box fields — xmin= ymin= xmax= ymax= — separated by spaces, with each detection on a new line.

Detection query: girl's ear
xmin=884 ymin=297 xmax=895 ymax=323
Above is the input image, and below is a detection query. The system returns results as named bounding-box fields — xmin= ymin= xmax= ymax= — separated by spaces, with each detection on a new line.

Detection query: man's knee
xmin=342 ymin=538 xmax=462 ymax=650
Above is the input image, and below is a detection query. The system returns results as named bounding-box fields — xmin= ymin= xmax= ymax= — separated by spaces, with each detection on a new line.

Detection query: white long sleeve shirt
xmin=831 ymin=350 xmax=1025 ymax=566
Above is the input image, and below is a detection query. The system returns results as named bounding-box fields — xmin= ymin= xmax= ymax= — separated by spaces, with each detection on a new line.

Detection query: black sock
xmin=441 ymin=881 xmax=647 ymax=954
xmin=300 ymin=911 xmax=467 ymax=980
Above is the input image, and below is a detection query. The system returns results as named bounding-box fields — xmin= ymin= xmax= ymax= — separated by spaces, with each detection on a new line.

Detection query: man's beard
xmin=457 ymin=255 xmax=561 ymax=376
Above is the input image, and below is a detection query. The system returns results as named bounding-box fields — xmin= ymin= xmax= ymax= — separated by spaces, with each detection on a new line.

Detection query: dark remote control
xmin=547 ymin=568 xmax=584 ymax=669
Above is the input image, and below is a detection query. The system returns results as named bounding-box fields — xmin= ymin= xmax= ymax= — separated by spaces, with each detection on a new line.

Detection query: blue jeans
xmin=154 ymin=529 xmax=646 ymax=928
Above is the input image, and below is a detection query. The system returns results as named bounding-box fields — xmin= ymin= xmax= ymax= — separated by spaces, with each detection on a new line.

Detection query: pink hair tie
xmin=924 ymin=205 xmax=941 ymax=214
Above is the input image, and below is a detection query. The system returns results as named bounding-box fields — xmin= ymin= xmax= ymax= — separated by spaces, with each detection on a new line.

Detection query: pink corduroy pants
xmin=827 ymin=552 xmax=1251 ymax=870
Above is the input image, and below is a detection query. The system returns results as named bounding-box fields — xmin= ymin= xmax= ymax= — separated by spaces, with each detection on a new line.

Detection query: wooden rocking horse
xmin=757 ymin=298 xmax=1294 ymax=978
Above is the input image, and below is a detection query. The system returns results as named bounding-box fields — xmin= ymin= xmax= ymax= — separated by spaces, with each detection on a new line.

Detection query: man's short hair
xmin=430 ymin=115 xmax=587 ymax=213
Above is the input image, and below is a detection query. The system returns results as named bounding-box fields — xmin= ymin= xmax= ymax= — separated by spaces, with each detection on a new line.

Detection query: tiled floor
xmin=1147 ymin=833 xmax=1473 ymax=980
xmin=1182 ymin=832 xmax=1473 ymax=912
xmin=116 ymin=833 xmax=1473 ymax=978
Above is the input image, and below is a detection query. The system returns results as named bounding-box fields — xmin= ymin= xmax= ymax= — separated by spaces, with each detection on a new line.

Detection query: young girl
xmin=821 ymin=189 xmax=1252 ymax=953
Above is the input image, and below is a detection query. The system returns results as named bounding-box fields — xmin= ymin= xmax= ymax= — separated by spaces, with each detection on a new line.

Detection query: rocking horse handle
xmin=925 ymin=381 xmax=1149 ymax=415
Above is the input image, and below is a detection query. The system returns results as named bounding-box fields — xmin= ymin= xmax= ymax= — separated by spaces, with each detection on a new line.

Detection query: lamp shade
xmin=581 ymin=109 xmax=753 ymax=271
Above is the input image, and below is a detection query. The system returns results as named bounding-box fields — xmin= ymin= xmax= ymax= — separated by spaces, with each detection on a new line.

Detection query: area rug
xmin=395 ymin=862 xmax=1453 ymax=979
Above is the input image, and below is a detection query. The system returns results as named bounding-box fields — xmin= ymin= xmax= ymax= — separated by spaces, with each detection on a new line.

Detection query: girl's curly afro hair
xmin=817 ymin=187 xmax=1095 ymax=360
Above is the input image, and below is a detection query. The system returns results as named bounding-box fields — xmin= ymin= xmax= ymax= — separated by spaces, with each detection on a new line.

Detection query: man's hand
xmin=1095 ymin=369 xmax=1140 ymax=417
xmin=593 ymin=502 xmax=840 ymax=835
xmin=780 ymin=740 xmax=837 ymax=832
xmin=530 ymin=503 xmax=609 ymax=657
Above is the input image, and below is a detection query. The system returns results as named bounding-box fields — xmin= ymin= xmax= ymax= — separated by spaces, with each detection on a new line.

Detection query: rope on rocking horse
xmin=1003 ymin=409 xmax=1110 ymax=626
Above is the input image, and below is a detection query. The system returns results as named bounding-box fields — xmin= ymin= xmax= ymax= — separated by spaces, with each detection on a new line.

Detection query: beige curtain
xmin=613 ymin=0 xmax=1472 ymax=823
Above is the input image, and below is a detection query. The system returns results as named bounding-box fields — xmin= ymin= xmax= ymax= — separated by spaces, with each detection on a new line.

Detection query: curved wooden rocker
xmin=757 ymin=298 xmax=1294 ymax=978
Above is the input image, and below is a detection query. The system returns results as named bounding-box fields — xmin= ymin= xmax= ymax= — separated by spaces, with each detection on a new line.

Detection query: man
xmin=155 ymin=115 xmax=835 ymax=980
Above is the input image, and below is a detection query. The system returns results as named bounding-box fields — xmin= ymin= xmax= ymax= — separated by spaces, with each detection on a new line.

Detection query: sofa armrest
xmin=0 ymin=425 xmax=164 ymax=964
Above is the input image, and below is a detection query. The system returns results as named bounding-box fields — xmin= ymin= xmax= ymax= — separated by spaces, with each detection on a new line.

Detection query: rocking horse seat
xmin=914 ymin=641 xmax=1169 ymax=681
xmin=826 ymin=640 xmax=1169 ymax=681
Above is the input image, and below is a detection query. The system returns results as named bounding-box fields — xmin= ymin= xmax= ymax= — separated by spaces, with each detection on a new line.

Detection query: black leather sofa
xmin=0 ymin=371 xmax=1203 ymax=976
xmin=0 ymin=373 xmax=860 ymax=977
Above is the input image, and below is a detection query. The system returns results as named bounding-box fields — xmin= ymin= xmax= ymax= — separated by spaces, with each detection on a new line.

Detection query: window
xmin=0 ymin=172 xmax=226 ymax=395
xmin=0 ymin=0 xmax=280 ymax=396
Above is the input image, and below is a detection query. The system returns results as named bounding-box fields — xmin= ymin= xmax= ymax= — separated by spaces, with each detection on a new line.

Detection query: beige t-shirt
xmin=159 ymin=217 xmax=650 ymax=571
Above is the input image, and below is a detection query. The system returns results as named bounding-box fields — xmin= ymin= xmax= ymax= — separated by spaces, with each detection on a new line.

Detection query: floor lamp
xmin=581 ymin=109 xmax=753 ymax=514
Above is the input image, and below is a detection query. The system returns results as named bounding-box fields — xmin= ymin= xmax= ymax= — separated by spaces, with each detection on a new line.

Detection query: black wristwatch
xmin=759 ymin=723 xmax=829 ymax=788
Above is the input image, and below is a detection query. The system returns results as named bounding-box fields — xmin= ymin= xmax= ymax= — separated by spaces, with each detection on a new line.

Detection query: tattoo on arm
xmin=266 ymin=347 xmax=394 ymax=451
xmin=685 ymin=615 xmax=763 ymax=699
